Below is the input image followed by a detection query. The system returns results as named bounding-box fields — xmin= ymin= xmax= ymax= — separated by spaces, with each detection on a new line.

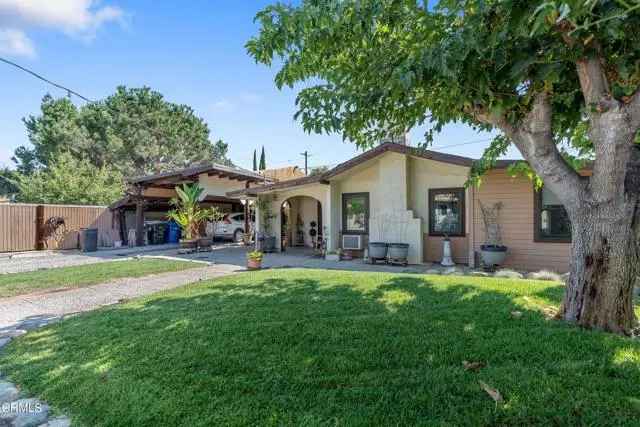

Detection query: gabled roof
xmin=128 ymin=162 xmax=269 ymax=187
xmin=227 ymin=142 xmax=505 ymax=197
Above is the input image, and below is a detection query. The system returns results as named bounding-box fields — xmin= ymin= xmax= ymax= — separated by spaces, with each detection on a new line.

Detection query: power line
xmin=430 ymin=137 xmax=495 ymax=150
xmin=0 ymin=57 xmax=94 ymax=102
xmin=302 ymin=137 xmax=496 ymax=169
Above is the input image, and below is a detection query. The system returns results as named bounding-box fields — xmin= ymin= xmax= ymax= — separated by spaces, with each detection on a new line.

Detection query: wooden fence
xmin=0 ymin=203 xmax=118 ymax=252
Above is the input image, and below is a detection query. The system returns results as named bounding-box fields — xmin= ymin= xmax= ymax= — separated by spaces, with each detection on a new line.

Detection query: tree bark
xmin=563 ymin=199 xmax=639 ymax=335
xmin=477 ymin=90 xmax=640 ymax=335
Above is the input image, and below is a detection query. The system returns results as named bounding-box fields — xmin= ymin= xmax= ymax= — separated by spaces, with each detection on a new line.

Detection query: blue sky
xmin=0 ymin=1 xmax=521 ymax=171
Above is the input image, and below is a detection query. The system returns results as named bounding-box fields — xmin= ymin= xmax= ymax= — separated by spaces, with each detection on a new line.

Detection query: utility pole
xmin=300 ymin=151 xmax=311 ymax=175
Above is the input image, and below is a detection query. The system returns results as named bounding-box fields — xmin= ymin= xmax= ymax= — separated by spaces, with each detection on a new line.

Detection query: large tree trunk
xmin=495 ymin=93 xmax=640 ymax=335
xmin=562 ymin=200 xmax=640 ymax=335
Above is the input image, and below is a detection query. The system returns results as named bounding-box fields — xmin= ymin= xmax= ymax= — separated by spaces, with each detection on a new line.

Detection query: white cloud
xmin=0 ymin=0 xmax=124 ymax=57
xmin=0 ymin=28 xmax=35 ymax=57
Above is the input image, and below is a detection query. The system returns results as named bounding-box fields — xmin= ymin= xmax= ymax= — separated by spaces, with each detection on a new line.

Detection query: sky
xmin=0 ymin=0 xmax=522 ymax=172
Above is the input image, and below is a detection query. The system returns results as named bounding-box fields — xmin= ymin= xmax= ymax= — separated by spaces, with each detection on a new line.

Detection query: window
xmin=534 ymin=186 xmax=571 ymax=242
xmin=342 ymin=193 xmax=369 ymax=234
xmin=428 ymin=188 xmax=465 ymax=236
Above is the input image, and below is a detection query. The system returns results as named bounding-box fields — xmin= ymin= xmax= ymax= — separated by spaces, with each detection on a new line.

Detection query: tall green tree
xmin=16 ymin=95 xmax=85 ymax=174
xmin=248 ymin=1 xmax=640 ymax=334
xmin=259 ymin=146 xmax=266 ymax=170
xmin=253 ymin=149 xmax=258 ymax=171
xmin=15 ymin=152 xmax=124 ymax=205
xmin=15 ymin=86 xmax=232 ymax=178
xmin=0 ymin=168 xmax=19 ymax=199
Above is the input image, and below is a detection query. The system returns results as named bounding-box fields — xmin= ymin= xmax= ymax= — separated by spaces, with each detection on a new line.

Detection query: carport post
xmin=244 ymin=182 xmax=250 ymax=244
xmin=134 ymin=185 xmax=145 ymax=247
xmin=254 ymin=195 xmax=261 ymax=250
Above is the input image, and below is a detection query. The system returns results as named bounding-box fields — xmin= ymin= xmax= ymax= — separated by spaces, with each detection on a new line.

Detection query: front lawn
xmin=1 ymin=269 xmax=639 ymax=426
xmin=0 ymin=258 xmax=201 ymax=298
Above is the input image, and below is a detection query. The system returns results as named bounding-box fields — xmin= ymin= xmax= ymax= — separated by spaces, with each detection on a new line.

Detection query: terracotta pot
xmin=247 ymin=258 xmax=262 ymax=270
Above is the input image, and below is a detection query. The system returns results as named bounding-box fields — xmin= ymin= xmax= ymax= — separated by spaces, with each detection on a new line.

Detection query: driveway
xmin=0 ymin=243 xmax=461 ymax=275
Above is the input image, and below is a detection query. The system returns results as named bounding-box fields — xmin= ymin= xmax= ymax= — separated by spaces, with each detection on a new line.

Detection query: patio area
xmin=0 ymin=243 xmax=478 ymax=276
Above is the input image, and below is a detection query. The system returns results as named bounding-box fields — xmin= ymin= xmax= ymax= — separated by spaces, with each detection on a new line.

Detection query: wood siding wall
xmin=0 ymin=204 xmax=117 ymax=252
xmin=424 ymin=235 xmax=469 ymax=264
xmin=472 ymin=170 xmax=571 ymax=272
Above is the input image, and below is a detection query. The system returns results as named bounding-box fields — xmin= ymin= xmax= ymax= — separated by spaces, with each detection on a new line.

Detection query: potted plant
xmin=247 ymin=250 xmax=264 ymax=270
xmin=257 ymin=196 xmax=277 ymax=252
xmin=167 ymin=183 xmax=211 ymax=253
xmin=479 ymin=202 xmax=507 ymax=270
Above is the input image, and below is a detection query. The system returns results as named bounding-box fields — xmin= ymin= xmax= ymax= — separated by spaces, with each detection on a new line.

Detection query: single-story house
xmin=228 ymin=142 xmax=578 ymax=272
xmin=110 ymin=163 xmax=271 ymax=245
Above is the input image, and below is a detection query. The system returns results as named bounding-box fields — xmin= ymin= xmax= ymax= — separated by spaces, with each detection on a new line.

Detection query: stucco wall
xmin=333 ymin=152 xmax=422 ymax=264
xmin=406 ymin=157 xmax=470 ymax=263
xmin=472 ymin=169 xmax=571 ymax=272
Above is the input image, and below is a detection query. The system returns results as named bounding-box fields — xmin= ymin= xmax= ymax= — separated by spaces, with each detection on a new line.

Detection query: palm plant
xmin=167 ymin=184 xmax=210 ymax=240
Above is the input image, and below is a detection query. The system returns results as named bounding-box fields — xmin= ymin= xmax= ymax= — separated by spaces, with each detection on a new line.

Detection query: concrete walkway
xmin=0 ymin=243 xmax=182 ymax=274
xmin=0 ymin=263 xmax=242 ymax=329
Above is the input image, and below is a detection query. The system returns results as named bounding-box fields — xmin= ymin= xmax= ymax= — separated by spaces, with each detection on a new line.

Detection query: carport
xmin=110 ymin=163 xmax=270 ymax=246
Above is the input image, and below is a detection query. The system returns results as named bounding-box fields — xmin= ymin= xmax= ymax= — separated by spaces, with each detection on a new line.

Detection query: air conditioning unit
xmin=342 ymin=234 xmax=363 ymax=250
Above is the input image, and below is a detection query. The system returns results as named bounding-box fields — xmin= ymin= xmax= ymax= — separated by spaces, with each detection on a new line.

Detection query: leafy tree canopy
xmin=247 ymin=0 xmax=640 ymax=177
xmin=15 ymin=86 xmax=232 ymax=178
xmin=15 ymin=151 xmax=125 ymax=205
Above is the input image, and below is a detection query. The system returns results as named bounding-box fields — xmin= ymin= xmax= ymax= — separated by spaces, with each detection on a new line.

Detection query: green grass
xmin=0 ymin=258 xmax=201 ymax=298
xmin=1 ymin=269 xmax=639 ymax=426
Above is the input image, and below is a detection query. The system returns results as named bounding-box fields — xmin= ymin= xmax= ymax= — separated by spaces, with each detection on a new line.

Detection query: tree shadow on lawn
xmin=1 ymin=271 xmax=639 ymax=426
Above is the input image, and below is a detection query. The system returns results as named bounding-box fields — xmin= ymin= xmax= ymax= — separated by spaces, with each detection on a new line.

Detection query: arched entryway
xmin=280 ymin=196 xmax=322 ymax=252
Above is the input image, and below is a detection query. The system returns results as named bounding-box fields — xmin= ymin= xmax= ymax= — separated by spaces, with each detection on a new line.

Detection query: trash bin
xmin=80 ymin=228 xmax=98 ymax=252
xmin=167 ymin=221 xmax=181 ymax=243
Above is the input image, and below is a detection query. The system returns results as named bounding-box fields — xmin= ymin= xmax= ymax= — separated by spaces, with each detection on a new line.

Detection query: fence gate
xmin=0 ymin=203 xmax=116 ymax=252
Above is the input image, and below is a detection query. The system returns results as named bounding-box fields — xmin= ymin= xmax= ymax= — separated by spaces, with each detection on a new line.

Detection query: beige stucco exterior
xmin=253 ymin=147 xmax=573 ymax=272
xmin=256 ymin=151 xmax=469 ymax=265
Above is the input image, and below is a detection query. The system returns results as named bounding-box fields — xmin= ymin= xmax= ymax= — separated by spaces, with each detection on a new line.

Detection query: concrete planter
xmin=388 ymin=243 xmax=409 ymax=266
xmin=480 ymin=244 xmax=508 ymax=269
xmin=368 ymin=242 xmax=388 ymax=264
